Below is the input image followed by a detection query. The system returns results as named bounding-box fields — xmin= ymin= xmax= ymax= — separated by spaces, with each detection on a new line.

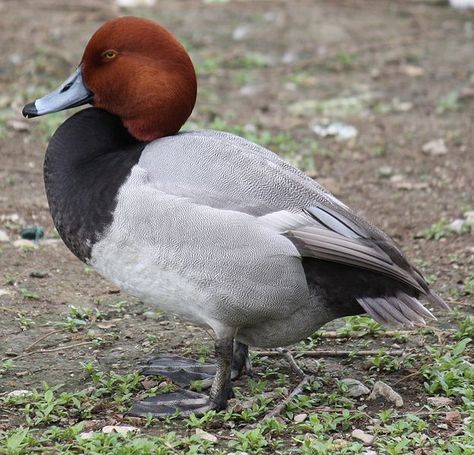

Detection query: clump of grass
xmin=336 ymin=315 xmax=383 ymax=337
xmin=421 ymin=219 xmax=452 ymax=240
xmin=368 ymin=350 xmax=416 ymax=373
xmin=436 ymin=90 xmax=461 ymax=114
xmin=422 ymin=338 xmax=473 ymax=410
xmin=61 ymin=305 xmax=104 ymax=332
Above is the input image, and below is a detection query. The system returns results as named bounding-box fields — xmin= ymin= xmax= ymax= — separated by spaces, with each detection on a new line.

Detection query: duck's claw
xmin=141 ymin=355 xmax=216 ymax=387
xmin=129 ymin=389 xmax=215 ymax=417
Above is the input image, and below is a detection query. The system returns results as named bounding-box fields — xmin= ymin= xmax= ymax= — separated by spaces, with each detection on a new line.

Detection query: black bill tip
xmin=22 ymin=102 xmax=38 ymax=118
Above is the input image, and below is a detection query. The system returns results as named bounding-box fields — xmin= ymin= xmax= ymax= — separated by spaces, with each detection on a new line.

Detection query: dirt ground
xmin=0 ymin=0 xmax=473 ymax=452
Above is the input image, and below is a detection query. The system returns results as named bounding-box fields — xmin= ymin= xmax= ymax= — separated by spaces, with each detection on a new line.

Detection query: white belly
xmin=90 ymin=239 xmax=215 ymax=327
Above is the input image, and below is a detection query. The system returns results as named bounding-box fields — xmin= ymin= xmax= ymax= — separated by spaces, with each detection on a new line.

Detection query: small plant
xmin=0 ymin=427 xmax=33 ymax=455
xmin=335 ymin=51 xmax=356 ymax=69
xmin=422 ymin=338 xmax=473 ymax=410
xmin=436 ymin=90 xmax=461 ymax=114
xmin=462 ymin=277 xmax=474 ymax=295
xmin=0 ymin=359 xmax=14 ymax=376
xmin=196 ymin=343 xmax=211 ymax=363
xmin=378 ymin=408 xmax=397 ymax=424
xmin=185 ymin=410 xmax=217 ymax=428
xmin=454 ymin=313 xmax=474 ymax=339
xmin=15 ymin=313 xmax=35 ymax=330
xmin=62 ymin=305 xmax=104 ymax=332
xmin=369 ymin=350 xmax=416 ymax=373
xmin=422 ymin=219 xmax=452 ymax=240
xmin=230 ymin=52 xmax=270 ymax=69
xmin=19 ymin=288 xmax=40 ymax=300
xmin=228 ymin=427 xmax=269 ymax=454
xmin=336 ymin=315 xmax=382 ymax=337
xmin=4 ymin=274 xmax=17 ymax=285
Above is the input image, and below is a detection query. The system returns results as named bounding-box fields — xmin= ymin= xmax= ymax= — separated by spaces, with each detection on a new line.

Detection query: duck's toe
xmin=128 ymin=389 xmax=215 ymax=417
xmin=141 ymin=355 xmax=216 ymax=387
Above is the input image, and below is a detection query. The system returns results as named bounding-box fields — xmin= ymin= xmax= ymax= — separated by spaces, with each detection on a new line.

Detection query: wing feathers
xmin=304 ymin=206 xmax=363 ymax=239
xmin=288 ymin=226 xmax=424 ymax=292
xmin=259 ymin=208 xmax=449 ymax=327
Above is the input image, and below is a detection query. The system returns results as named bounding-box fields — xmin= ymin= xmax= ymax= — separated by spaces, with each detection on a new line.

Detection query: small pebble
xmin=445 ymin=410 xmax=462 ymax=424
xmin=15 ymin=371 xmax=29 ymax=377
xmin=116 ymin=0 xmax=155 ymax=6
xmin=352 ymin=429 xmax=375 ymax=444
xmin=368 ymin=381 xmax=403 ymax=407
xmin=312 ymin=121 xmax=358 ymax=141
xmin=0 ymin=229 xmax=10 ymax=242
xmin=362 ymin=450 xmax=378 ymax=455
xmin=7 ymin=389 xmax=32 ymax=397
xmin=294 ymin=413 xmax=308 ymax=423
xmin=464 ymin=210 xmax=474 ymax=225
xmin=377 ymin=166 xmax=394 ymax=178
xmin=30 ymin=271 xmax=49 ymax=278
xmin=7 ymin=119 xmax=30 ymax=132
xmin=79 ymin=431 xmax=95 ymax=439
xmin=143 ymin=310 xmax=161 ymax=320
xmin=401 ymin=65 xmax=424 ymax=77
xmin=341 ymin=378 xmax=370 ymax=397
xmin=195 ymin=428 xmax=218 ymax=442
xmin=448 ymin=219 xmax=466 ymax=234
xmin=427 ymin=396 xmax=453 ymax=407
xmin=102 ymin=425 xmax=140 ymax=435
xmin=20 ymin=225 xmax=44 ymax=241
xmin=422 ymin=138 xmax=447 ymax=156
xmin=232 ymin=24 xmax=250 ymax=41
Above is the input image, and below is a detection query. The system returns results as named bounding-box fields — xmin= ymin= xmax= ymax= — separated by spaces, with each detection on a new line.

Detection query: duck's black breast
xmin=44 ymin=108 xmax=146 ymax=262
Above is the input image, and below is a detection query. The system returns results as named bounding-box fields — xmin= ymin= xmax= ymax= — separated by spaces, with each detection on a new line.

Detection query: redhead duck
xmin=23 ymin=16 xmax=449 ymax=416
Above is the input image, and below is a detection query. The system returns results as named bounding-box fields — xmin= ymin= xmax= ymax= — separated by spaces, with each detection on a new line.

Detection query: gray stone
xmin=368 ymin=381 xmax=403 ymax=407
xmin=294 ymin=413 xmax=308 ymax=423
xmin=422 ymin=138 xmax=447 ymax=156
xmin=195 ymin=428 xmax=218 ymax=442
xmin=143 ymin=311 xmax=161 ymax=320
xmin=448 ymin=219 xmax=466 ymax=234
xmin=464 ymin=210 xmax=474 ymax=225
xmin=0 ymin=229 xmax=9 ymax=242
xmin=427 ymin=396 xmax=453 ymax=407
xmin=341 ymin=378 xmax=370 ymax=397
xmin=352 ymin=429 xmax=375 ymax=444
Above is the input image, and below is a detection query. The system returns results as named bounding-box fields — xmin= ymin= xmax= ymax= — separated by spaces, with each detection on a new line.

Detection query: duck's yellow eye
xmin=102 ymin=50 xmax=118 ymax=60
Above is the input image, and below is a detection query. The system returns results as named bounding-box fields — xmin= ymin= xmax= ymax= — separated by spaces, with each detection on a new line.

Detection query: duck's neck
xmin=44 ymin=108 xmax=146 ymax=262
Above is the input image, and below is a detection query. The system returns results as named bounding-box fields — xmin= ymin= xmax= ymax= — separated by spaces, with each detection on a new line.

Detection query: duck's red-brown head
xmin=23 ymin=17 xmax=197 ymax=142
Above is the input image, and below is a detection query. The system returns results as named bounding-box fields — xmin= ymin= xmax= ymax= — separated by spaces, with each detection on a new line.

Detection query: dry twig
xmin=24 ymin=329 xmax=65 ymax=352
xmin=255 ymin=349 xmax=406 ymax=358
xmin=1 ymin=341 xmax=95 ymax=363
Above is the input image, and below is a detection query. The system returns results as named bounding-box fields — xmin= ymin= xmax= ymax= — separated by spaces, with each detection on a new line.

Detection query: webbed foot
xmin=141 ymin=354 xmax=216 ymax=387
xmin=131 ymin=336 xmax=240 ymax=418
xmin=129 ymin=389 xmax=216 ymax=417
xmin=141 ymin=341 xmax=251 ymax=388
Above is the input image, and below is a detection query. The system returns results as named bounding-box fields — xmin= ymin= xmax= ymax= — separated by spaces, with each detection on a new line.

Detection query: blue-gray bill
xmin=22 ymin=67 xmax=93 ymax=118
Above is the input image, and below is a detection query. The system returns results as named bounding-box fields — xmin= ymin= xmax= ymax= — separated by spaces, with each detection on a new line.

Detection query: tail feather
xmin=357 ymin=292 xmax=442 ymax=328
xmin=386 ymin=296 xmax=425 ymax=325
xmin=398 ymin=294 xmax=436 ymax=321
xmin=426 ymin=291 xmax=451 ymax=311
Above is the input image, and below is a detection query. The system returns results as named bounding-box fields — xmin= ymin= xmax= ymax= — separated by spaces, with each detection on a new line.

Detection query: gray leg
xmin=209 ymin=336 xmax=234 ymax=410
xmin=232 ymin=340 xmax=252 ymax=378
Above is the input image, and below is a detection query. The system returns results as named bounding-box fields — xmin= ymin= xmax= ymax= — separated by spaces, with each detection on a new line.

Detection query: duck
xmin=22 ymin=16 xmax=449 ymax=417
